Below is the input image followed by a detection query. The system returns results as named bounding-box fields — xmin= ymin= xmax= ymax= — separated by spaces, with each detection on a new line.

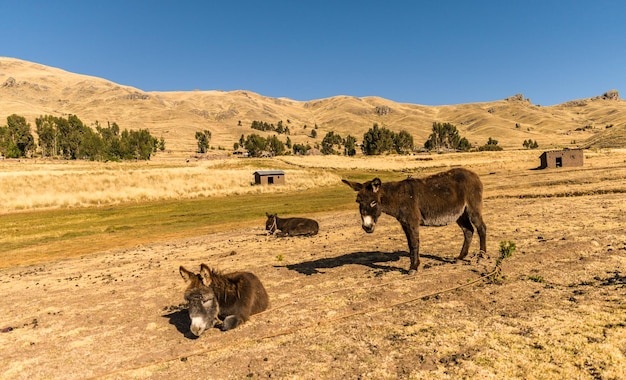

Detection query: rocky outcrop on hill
xmin=374 ymin=105 xmax=391 ymax=115
xmin=562 ymin=90 xmax=620 ymax=107
xmin=594 ymin=89 xmax=620 ymax=101
xmin=505 ymin=94 xmax=531 ymax=103
xmin=125 ymin=91 xmax=150 ymax=100
xmin=2 ymin=77 xmax=16 ymax=87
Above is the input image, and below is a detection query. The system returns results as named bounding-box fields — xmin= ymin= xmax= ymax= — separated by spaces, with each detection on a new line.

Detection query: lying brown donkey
xmin=179 ymin=264 xmax=269 ymax=336
xmin=265 ymin=212 xmax=319 ymax=237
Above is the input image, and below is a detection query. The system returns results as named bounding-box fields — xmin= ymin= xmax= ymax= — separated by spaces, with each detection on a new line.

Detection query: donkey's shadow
xmin=162 ymin=309 xmax=199 ymax=340
xmin=283 ymin=251 xmax=454 ymax=275
xmin=283 ymin=250 xmax=401 ymax=275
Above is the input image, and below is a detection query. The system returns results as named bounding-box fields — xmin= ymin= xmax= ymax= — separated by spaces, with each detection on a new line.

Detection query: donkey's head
xmin=179 ymin=265 xmax=219 ymax=337
xmin=265 ymin=213 xmax=278 ymax=234
xmin=342 ymin=178 xmax=383 ymax=233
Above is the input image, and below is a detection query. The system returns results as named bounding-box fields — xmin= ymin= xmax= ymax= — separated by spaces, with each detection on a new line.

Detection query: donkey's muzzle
xmin=362 ymin=224 xmax=376 ymax=233
xmin=361 ymin=215 xmax=376 ymax=233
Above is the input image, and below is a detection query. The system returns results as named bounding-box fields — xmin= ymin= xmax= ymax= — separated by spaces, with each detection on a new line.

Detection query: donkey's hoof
xmin=408 ymin=269 xmax=418 ymax=276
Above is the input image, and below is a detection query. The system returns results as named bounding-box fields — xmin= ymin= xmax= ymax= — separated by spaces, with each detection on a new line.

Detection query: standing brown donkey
xmin=180 ymin=264 xmax=269 ymax=336
xmin=342 ymin=168 xmax=487 ymax=274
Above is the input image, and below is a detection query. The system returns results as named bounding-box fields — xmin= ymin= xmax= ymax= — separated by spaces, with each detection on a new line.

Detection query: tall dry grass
xmin=0 ymin=159 xmax=339 ymax=213
xmin=1 ymin=148 xmax=624 ymax=213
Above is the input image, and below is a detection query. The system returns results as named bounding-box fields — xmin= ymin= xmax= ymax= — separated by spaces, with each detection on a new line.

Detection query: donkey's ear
xmin=266 ymin=212 xmax=270 ymax=217
xmin=179 ymin=266 xmax=194 ymax=282
xmin=371 ymin=178 xmax=382 ymax=193
xmin=199 ymin=264 xmax=213 ymax=286
xmin=342 ymin=179 xmax=363 ymax=191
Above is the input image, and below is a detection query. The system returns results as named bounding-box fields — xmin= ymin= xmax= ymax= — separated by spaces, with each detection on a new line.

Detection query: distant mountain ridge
xmin=1 ymin=57 xmax=624 ymax=153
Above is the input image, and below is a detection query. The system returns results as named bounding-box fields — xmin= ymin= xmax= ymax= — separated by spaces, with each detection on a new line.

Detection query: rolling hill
xmin=1 ymin=57 xmax=624 ymax=153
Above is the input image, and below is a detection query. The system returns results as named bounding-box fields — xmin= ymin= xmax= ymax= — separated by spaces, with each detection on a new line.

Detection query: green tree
xmin=321 ymin=131 xmax=343 ymax=155
xmin=0 ymin=126 xmax=12 ymax=157
xmin=393 ymin=130 xmax=414 ymax=154
xmin=266 ymin=135 xmax=286 ymax=156
xmin=117 ymin=129 xmax=155 ymax=159
xmin=195 ymin=130 xmax=212 ymax=153
xmin=96 ymin=122 xmax=122 ymax=160
xmin=424 ymin=122 xmax=465 ymax=152
xmin=523 ymin=139 xmax=539 ymax=149
xmin=292 ymin=143 xmax=311 ymax=155
xmin=343 ymin=135 xmax=357 ymax=156
xmin=79 ymin=127 xmax=104 ymax=160
xmin=457 ymin=137 xmax=472 ymax=152
xmin=6 ymin=114 xmax=35 ymax=157
xmin=362 ymin=123 xmax=394 ymax=155
xmin=244 ymin=134 xmax=267 ymax=157
xmin=66 ymin=114 xmax=87 ymax=159
xmin=49 ymin=114 xmax=86 ymax=159
xmin=35 ymin=115 xmax=57 ymax=157
xmin=479 ymin=137 xmax=503 ymax=151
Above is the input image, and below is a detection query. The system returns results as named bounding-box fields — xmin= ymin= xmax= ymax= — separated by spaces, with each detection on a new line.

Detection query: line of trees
xmin=235 ymin=133 xmax=287 ymax=157
xmin=250 ymin=120 xmax=290 ymax=135
xmin=0 ymin=113 xmax=162 ymax=160
xmin=237 ymin=119 xmax=541 ymax=157
xmin=2 ymin=112 xmax=534 ymax=160
xmin=321 ymin=131 xmax=358 ymax=156
xmin=523 ymin=139 xmax=539 ymax=149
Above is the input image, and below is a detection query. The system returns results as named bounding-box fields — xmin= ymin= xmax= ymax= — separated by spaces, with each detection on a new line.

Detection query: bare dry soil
xmin=1 ymin=179 xmax=625 ymax=379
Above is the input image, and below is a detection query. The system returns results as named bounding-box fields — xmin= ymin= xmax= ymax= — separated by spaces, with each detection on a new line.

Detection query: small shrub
xmin=489 ymin=240 xmax=516 ymax=283
xmin=499 ymin=240 xmax=516 ymax=258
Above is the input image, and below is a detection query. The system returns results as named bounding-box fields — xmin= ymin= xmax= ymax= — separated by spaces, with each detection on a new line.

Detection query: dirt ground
xmin=1 ymin=182 xmax=625 ymax=379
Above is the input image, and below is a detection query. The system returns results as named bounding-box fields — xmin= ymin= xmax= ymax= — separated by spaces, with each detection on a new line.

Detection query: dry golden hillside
xmin=1 ymin=57 xmax=625 ymax=153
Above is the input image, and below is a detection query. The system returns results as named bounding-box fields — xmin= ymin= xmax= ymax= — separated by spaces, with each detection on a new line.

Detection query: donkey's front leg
xmin=402 ymin=224 xmax=420 ymax=275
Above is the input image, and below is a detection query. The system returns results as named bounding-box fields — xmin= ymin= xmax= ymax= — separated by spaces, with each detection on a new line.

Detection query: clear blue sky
xmin=2 ymin=0 xmax=624 ymax=106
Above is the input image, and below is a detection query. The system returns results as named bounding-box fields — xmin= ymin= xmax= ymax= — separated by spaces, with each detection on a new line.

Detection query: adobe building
xmin=253 ymin=170 xmax=285 ymax=185
xmin=539 ymin=148 xmax=584 ymax=169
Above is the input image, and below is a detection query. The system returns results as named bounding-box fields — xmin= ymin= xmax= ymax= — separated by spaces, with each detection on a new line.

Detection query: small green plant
xmin=499 ymin=240 xmax=516 ymax=259
xmin=488 ymin=240 xmax=516 ymax=283
xmin=276 ymin=254 xmax=284 ymax=262
xmin=528 ymin=275 xmax=544 ymax=283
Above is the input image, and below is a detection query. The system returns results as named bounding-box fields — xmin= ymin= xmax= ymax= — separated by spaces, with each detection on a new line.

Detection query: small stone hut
xmin=539 ymin=148 xmax=584 ymax=169
xmin=254 ymin=170 xmax=285 ymax=185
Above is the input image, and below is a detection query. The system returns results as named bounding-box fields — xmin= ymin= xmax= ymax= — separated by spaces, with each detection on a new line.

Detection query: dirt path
xmin=1 ymin=195 xmax=625 ymax=379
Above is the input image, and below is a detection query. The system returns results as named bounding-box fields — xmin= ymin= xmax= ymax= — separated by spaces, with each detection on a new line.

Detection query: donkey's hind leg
xmin=455 ymin=211 xmax=475 ymax=260
xmin=471 ymin=213 xmax=487 ymax=254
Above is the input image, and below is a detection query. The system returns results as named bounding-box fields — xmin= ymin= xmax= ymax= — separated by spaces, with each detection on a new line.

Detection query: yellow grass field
xmin=1 ymin=150 xmax=625 ymax=379
xmin=3 ymin=149 xmax=622 ymax=213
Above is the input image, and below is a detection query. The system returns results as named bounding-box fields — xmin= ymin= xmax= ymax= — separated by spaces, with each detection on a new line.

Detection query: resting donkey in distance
xmin=265 ymin=212 xmax=319 ymax=237
xmin=342 ymin=168 xmax=487 ymax=275
xmin=179 ymin=264 xmax=269 ymax=336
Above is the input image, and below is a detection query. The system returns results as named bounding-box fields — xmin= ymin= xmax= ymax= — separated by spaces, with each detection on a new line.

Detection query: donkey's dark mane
xmin=207 ymin=268 xmax=241 ymax=302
